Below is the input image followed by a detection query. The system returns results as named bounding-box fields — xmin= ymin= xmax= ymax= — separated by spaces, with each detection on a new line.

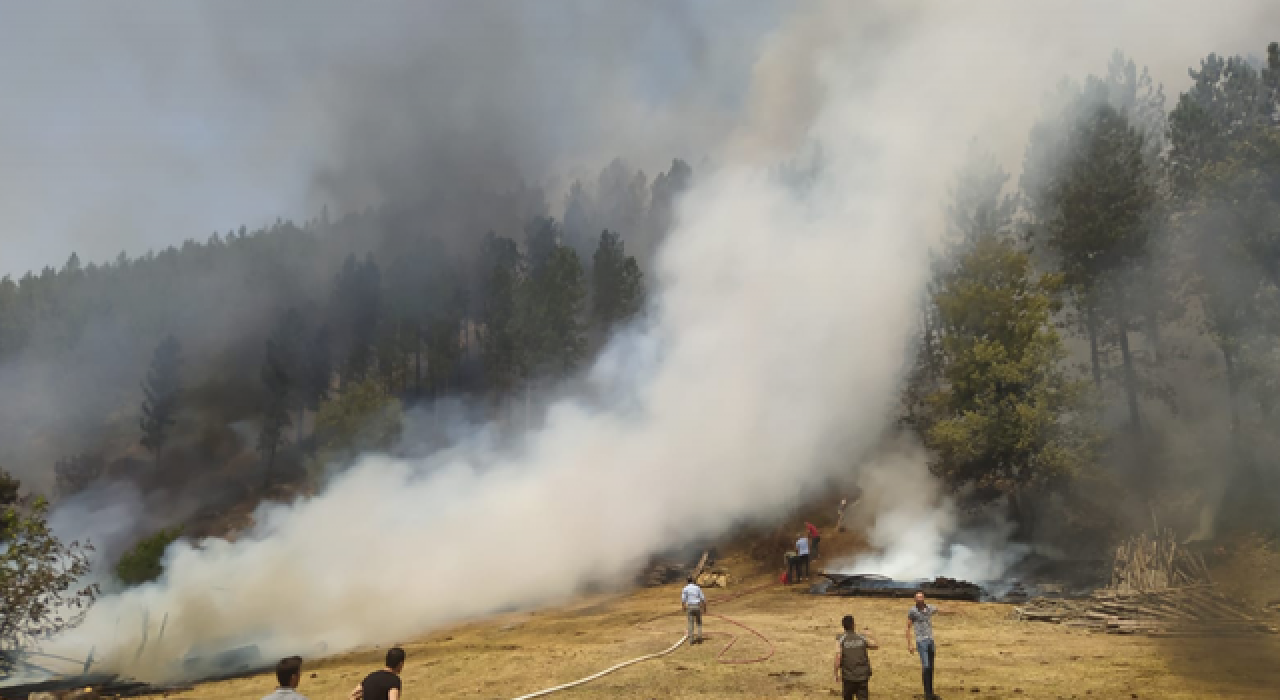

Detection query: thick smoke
xmin=834 ymin=444 xmax=1029 ymax=583
xmin=30 ymin=0 xmax=1280 ymax=684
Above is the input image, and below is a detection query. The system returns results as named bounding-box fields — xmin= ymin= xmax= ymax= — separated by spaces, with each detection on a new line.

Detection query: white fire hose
xmin=508 ymin=633 xmax=689 ymax=699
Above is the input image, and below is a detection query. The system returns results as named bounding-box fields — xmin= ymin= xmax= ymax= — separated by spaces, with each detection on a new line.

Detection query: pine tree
xmin=258 ymin=338 xmax=292 ymax=489
xmin=139 ymin=335 xmax=182 ymax=460
xmin=478 ymin=234 xmax=525 ymax=391
xmin=523 ymin=244 xmax=587 ymax=373
xmin=591 ymin=230 xmax=645 ymax=330
xmin=1043 ymin=103 xmax=1155 ymax=431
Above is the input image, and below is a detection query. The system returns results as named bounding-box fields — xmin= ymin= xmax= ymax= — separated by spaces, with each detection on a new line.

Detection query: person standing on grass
xmin=794 ymin=531 xmax=811 ymax=581
xmin=349 ymin=647 xmax=406 ymax=700
xmin=906 ymin=591 xmax=952 ymax=700
xmin=806 ymin=521 xmax=822 ymax=559
xmin=681 ymin=576 xmax=707 ymax=645
xmin=833 ymin=614 xmax=879 ymax=700
xmin=263 ymin=656 xmax=307 ymax=700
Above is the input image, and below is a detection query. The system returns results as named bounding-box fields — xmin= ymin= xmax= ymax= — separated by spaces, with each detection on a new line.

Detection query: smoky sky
xmin=0 ymin=0 xmax=780 ymax=277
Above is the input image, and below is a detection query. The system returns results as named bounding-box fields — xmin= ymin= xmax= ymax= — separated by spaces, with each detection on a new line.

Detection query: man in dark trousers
xmin=349 ymin=647 xmax=405 ymax=700
xmin=906 ymin=591 xmax=952 ymax=700
xmin=833 ymin=614 xmax=878 ymax=700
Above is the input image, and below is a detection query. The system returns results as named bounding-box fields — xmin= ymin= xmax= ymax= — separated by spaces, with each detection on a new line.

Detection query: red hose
xmin=690 ymin=580 xmax=778 ymax=664
xmin=701 ymin=613 xmax=775 ymax=664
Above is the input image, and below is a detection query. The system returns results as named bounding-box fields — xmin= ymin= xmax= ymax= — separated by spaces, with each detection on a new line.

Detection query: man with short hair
xmin=263 ymin=656 xmax=307 ymax=700
xmin=350 ymin=647 xmax=405 ymax=700
xmin=906 ymin=591 xmax=951 ymax=700
xmin=681 ymin=576 xmax=707 ymax=645
xmin=833 ymin=614 xmax=878 ymax=700
xmin=794 ymin=532 xmax=811 ymax=581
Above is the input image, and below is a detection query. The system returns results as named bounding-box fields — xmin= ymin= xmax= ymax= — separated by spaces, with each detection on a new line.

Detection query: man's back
xmin=681 ymin=582 xmax=705 ymax=607
xmin=361 ymin=670 xmax=401 ymax=700
xmin=838 ymin=632 xmax=873 ymax=681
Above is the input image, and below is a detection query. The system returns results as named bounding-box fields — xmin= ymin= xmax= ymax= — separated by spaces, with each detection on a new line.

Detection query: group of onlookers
xmin=262 ymin=647 xmax=405 ymax=700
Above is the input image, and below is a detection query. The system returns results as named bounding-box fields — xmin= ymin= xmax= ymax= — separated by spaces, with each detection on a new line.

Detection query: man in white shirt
xmin=262 ymin=656 xmax=308 ymax=700
xmin=795 ymin=532 xmax=811 ymax=581
xmin=681 ymin=576 xmax=707 ymax=645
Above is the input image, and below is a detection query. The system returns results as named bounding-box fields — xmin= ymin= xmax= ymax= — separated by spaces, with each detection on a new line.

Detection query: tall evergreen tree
xmin=591 ymin=230 xmax=645 ymax=330
xmin=523 ymin=244 xmax=587 ymax=374
xmin=477 ymin=234 xmax=525 ymax=391
xmin=258 ymin=338 xmax=292 ymax=489
xmin=1044 ymin=104 xmax=1155 ymax=431
xmin=139 ymin=335 xmax=182 ymax=460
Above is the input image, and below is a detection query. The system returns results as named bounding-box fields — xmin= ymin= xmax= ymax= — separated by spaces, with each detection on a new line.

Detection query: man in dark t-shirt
xmin=350 ymin=647 xmax=405 ymax=700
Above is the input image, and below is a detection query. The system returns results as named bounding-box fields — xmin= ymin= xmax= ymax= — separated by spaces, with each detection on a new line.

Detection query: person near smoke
xmin=833 ymin=614 xmax=879 ymax=700
xmin=906 ymin=591 xmax=952 ymax=700
xmin=806 ymin=521 xmax=822 ymax=559
xmin=681 ymin=576 xmax=707 ymax=645
xmin=794 ymin=532 xmax=811 ymax=580
xmin=263 ymin=656 xmax=307 ymax=700
xmin=349 ymin=647 xmax=406 ymax=700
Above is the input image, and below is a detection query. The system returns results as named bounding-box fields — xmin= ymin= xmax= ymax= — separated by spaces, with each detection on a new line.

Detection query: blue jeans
xmin=916 ymin=638 xmax=936 ymax=697
xmin=916 ymin=638 xmax=936 ymax=668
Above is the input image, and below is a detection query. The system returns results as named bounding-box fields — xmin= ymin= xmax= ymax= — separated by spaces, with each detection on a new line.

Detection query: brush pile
xmin=1013 ymin=530 xmax=1279 ymax=637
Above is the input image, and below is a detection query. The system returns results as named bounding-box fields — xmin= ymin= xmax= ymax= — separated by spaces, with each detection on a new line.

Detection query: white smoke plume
xmin=835 ymin=445 xmax=1029 ymax=583
xmin=38 ymin=0 xmax=1280 ymax=682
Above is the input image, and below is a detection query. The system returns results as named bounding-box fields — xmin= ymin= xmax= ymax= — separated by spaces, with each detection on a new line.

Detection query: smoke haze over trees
xmin=1 ymin=0 xmax=1279 ymax=685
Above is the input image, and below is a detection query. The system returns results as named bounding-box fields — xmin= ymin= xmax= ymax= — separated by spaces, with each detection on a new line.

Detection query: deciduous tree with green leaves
xmin=1 ymin=468 xmax=97 ymax=674
xmin=924 ymin=231 xmax=1096 ymax=526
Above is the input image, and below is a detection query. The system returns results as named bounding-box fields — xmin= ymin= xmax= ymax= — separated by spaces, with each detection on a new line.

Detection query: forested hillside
xmin=0 ymin=158 xmax=691 ymax=530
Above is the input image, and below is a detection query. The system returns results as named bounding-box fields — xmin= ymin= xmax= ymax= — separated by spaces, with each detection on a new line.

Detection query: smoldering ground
xmin=21 ymin=0 xmax=1280 ymax=686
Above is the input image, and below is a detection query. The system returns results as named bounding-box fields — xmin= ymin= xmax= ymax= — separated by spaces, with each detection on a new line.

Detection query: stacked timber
xmin=1016 ymin=530 xmax=1276 ymax=637
xmin=1109 ymin=528 xmax=1212 ymax=592
xmin=1013 ymin=586 xmax=1277 ymax=637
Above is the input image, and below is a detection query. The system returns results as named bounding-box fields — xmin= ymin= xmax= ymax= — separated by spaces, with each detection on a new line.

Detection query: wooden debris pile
xmin=1013 ymin=586 xmax=1278 ymax=636
xmin=1014 ymin=530 xmax=1278 ymax=637
xmin=639 ymin=562 xmax=687 ymax=587
xmin=1109 ymin=528 xmax=1212 ymax=592
xmin=696 ymin=570 xmax=731 ymax=588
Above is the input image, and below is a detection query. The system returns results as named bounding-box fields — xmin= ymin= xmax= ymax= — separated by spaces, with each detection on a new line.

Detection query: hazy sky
xmin=0 ymin=1 xmax=777 ymax=277
xmin=2 ymin=1 xmax=1276 ymax=278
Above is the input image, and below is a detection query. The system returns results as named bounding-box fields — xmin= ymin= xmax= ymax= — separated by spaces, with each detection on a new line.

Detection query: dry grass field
xmin=178 ymin=551 xmax=1280 ymax=700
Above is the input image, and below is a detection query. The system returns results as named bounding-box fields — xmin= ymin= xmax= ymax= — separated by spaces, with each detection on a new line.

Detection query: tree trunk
xmin=1145 ymin=313 xmax=1162 ymax=366
xmin=263 ymin=448 xmax=276 ymax=492
xmin=1222 ymin=343 xmax=1241 ymax=435
xmin=1085 ymin=306 xmax=1102 ymax=389
xmin=414 ymin=324 xmax=423 ymax=397
xmin=1116 ymin=312 xmax=1142 ymax=433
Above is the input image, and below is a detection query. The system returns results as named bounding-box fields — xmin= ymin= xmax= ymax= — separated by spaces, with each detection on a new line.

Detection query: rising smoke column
xmin=42 ymin=0 xmax=1280 ymax=681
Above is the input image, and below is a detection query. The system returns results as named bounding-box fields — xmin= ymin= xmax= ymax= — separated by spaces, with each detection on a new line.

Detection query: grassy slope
xmin=179 ymin=540 xmax=1280 ymax=700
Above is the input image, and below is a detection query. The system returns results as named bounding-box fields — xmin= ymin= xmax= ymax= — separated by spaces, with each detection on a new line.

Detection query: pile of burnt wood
xmin=815 ymin=573 xmax=984 ymax=601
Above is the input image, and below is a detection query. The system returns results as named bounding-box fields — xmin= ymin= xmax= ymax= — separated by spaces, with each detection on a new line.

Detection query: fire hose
xmin=508 ymin=582 xmax=775 ymax=699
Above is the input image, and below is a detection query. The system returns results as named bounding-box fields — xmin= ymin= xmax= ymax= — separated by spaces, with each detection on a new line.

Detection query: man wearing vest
xmin=833 ymin=614 xmax=879 ymax=700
